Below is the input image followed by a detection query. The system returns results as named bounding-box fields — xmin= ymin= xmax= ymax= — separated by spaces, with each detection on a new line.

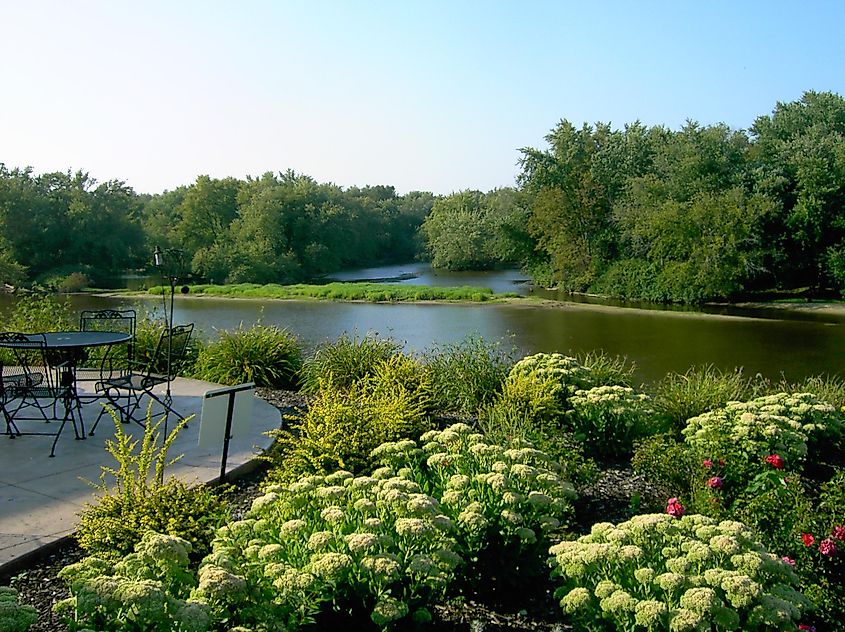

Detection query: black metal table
xmin=0 ymin=330 xmax=132 ymax=434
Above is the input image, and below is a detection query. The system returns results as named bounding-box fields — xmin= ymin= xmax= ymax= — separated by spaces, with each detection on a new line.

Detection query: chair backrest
xmin=80 ymin=309 xmax=136 ymax=364
xmin=148 ymin=324 xmax=195 ymax=380
xmin=0 ymin=332 xmax=52 ymax=389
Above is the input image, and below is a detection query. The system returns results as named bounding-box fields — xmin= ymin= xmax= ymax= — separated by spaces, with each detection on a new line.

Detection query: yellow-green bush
xmin=266 ymin=378 xmax=432 ymax=483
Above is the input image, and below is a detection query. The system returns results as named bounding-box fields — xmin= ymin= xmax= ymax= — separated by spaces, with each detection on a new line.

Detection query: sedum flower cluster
xmin=0 ymin=586 xmax=38 ymax=632
xmin=566 ymin=384 xmax=655 ymax=458
xmin=549 ymin=513 xmax=811 ymax=631
xmin=683 ymin=392 xmax=841 ymax=468
xmin=201 ymin=467 xmax=461 ymax=629
xmin=54 ymin=533 xmax=210 ymax=632
xmin=509 ymin=353 xmax=595 ymax=400
xmin=370 ymin=422 xmax=576 ymax=555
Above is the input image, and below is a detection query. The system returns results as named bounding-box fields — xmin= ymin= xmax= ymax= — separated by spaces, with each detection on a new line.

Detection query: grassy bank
xmin=147 ymin=281 xmax=520 ymax=302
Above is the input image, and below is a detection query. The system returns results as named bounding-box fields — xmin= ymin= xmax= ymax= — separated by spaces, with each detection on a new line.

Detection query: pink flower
xmin=702 ymin=459 xmax=713 ymax=469
xmin=706 ymin=476 xmax=723 ymax=489
xmin=782 ymin=556 xmax=795 ymax=566
xmin=799 ymin=624 xmax=816 ymax=632
xmin=832 ymin=525 xmax=845 ymax=541
xmin=819 ymin=538 xmax=837 ymax=556
xmin=802 ymin=533 xmax=815 ymax=547
xmin=666 ymin=497 xmax=685 ymax=518
xmin=765 ymin=454 xmax=784 ymax=469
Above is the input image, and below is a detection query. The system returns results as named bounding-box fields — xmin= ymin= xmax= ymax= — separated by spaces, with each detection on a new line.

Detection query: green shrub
xmin=549 ymin=513 xmax=812 ymax=631
xmin=0 ymin=294 xmax=73 ymax=332
xmin=56 ymin=271 xmax=90 ymax=293
xmin=299 ymin=332 xmax=402 ymax=393
xmin=371 ymin=423 xmax=576 ymax=602
xmin=575 ymin=350 xmax=637 ymax=387
xmin=793 ymin=471 xmax=845 ymax=630
xmin=75 ymin=414 xmax=229 ymax=561
xmin=565 ymin=385 xmax=660 ymax=459
xmin=266 ymin=378 xmax=431 ymax=483
xmin=55 ymin=533 xmax=204 ymax=631
xmin=651 ymin=365 xmax=764 ymax=435
xmin=424 ymin=335 xmax=514 ymax=415
xmin=192 ymin=323 xmax=302 ymax=388
xmin=0 ymin=586 xmax=38 ymax=632
xmin=632 ymin=434 xmax=700 ymax=500
xmin=363 ymin=353 xmax=436 ymax=416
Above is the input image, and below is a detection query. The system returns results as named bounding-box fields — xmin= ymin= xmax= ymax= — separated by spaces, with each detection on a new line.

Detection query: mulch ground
xmin=2 ymin=389 xmax=662 ymax=631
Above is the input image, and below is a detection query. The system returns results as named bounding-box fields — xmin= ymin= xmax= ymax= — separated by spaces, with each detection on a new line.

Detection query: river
xmin=1 ymin=264 xmax=842 ymax=385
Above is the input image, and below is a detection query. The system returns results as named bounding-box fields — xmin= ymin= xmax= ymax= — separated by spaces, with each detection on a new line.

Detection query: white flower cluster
xmin=683 ymin=392 xmax=841 ymax=463
xmin=569 ymin=384 xmax=653 ymax=417
xmin=549 ymin=513 xmax=811 ymax=630
xmin=510 ymin=352 xmax=596 ymax=395
xmin=198 ymin=466 xmax=461 ymax=629
xmin=373 ymin=423 xmax=575 ymax=554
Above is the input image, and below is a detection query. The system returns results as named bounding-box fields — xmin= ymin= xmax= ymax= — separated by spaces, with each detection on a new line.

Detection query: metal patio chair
xmin=75 ymin=309 xmax=136 ymax=395
xmin=90 ymin=323 xmax=194 ymax=434
xmin=0 ymin=333 xmax=81 ymax=457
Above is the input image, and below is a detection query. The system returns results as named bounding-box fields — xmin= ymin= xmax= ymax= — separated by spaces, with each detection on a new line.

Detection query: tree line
xmin=2 ymin=90 xmax=844 ymax=303
xmin=424 ymin=90 xmax=845 ymax=302
xmin=0 ymin=167 xmax=433 ymax=288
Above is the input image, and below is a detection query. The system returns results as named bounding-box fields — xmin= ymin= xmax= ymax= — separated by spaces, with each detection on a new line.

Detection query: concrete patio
xmin=0 ymin=377 xmax=281 ymax=574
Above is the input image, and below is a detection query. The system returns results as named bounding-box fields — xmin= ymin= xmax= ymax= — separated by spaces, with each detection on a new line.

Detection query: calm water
xmin=2 ymin=265 xmax=843 ymax=385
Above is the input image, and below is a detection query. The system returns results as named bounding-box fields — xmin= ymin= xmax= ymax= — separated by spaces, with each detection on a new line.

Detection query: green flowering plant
xmin=0 ymin=586 xmax=38 ymax=632
xmin=508 ymin=353 xmax=595 ymax=405
xmin=549 ymin=513 xmax=812 ymax=631
xmin=195 ymin=468 xmax=460 ymax=630
xmin=55 ymin=533 xmax=208 ymax=632
xmin=683 ymin=393 xmax=841 ymax=484
xmin=566 ymin=385 xmax=658 ymax=459
xmin=370 ymin=423 xmax=576 ymax=602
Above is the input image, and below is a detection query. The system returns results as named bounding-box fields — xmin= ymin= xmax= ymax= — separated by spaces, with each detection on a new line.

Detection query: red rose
xmin=832 ymin=525 xmax=845 ymax=541
xmin=702 ymin=459 xmax=713 ymax=469
xmin=802 ymin=533 xmax=815 ymax=547
xmin=799 ymin=624 xmax=817 ymax=632
xmin=819 ymin=538 xmax=837 ymax=556
xmin=666 ymin=497 xmax=685 ymax=518
xmin=765 ymin=454 xmax=784 ymax=469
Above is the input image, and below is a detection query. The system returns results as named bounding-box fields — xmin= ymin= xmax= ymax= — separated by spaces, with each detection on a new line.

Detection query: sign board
xmin=198 ymin=383 xmax=254 ymax=449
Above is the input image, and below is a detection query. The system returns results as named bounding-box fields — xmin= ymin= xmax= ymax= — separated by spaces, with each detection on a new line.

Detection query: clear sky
xmin=2 ymin=1 xmax=844 ymax=195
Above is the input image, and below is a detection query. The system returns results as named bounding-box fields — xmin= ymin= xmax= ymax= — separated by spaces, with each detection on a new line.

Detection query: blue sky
xmin=2 ymin=1 xmax=844 ymax=195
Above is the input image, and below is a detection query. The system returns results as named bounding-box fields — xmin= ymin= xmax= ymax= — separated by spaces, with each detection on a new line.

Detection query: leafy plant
xmin=550 ymin=513 xmax=812 ymax=631
xmin=0 ymin=586 xmax=37 ymax=632
xmin=423 ymin=334 xmax=514 ymax=415
xmin=298 ymin=332 xmax=402 ymax=393
xmin=651 ymin=365 xmax=764 ymax=435
xmin=75 ymin=412 xmax=229 ymax=561
xmin=575 ymin=350 xmax=637 ymax=387
xmin=265 ymin=378 xmax=431 ymax=484
xmin=565 ymin=385 xmax=659 ymax=459
xmin=192 ymin=323 xmax=302 ymax=388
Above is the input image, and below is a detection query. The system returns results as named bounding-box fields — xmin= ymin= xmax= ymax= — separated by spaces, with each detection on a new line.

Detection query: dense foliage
xmin=0 ymin=168 xmax=433 ymax=288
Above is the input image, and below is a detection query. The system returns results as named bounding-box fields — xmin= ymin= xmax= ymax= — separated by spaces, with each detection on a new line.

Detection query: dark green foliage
xmin=423 ymin=335 xmax=515 ymax=415
xmin=298 ymin=332 xmax=403 ymax=393
xmin=631 ymin=433 xmax=700 ymax=498
xmin=192 ymin=324 xmax=302 ymax=388
xmin=651 ymin=365 xmax=764 ymax=435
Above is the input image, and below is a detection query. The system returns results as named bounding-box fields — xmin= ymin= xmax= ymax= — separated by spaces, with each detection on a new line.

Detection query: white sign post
xmin=199 ymin=383 xmax=255 ymax=483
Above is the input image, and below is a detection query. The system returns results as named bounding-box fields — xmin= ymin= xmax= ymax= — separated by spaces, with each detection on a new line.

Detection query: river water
xmin=2 ymin=265 xmax=842 ymax=385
